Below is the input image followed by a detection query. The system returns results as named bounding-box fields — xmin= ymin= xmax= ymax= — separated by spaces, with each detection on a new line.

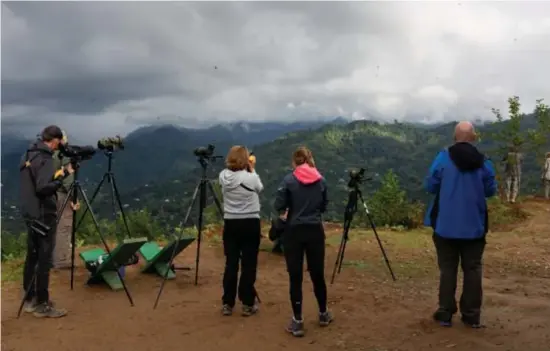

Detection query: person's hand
xmin=65 ymin=163 xmax=75 ymax=175
xmin=248 ymin=154 xmax=256 ymax=171
xmin=70 ymin=201 xmax=80 ymax=211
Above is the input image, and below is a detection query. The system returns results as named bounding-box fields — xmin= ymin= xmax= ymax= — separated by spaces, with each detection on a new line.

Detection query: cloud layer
xmin=2 ymin=1 xmax=550 ymax=141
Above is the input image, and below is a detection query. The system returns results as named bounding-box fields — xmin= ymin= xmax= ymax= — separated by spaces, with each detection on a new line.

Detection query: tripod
xmin=74 ymin=151 xmax=132 ymax=242
xmin=17 ymin=164 xmax=134 ymax=318
xmin=330 ymin=186 xmax=396 ymax=284
xmin=153 ymin=155 xmax=261 ymax=309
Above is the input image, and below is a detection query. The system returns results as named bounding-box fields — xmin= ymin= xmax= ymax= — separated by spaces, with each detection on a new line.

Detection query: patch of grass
xmin=488 ymin=197 xmax=529 ymax=229
xmin=2 ymin=259 xmax=24 ymax=282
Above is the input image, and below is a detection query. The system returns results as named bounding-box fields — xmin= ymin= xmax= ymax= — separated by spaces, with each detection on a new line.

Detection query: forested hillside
xmin=2 ymin=97 xmax=549 ymax=238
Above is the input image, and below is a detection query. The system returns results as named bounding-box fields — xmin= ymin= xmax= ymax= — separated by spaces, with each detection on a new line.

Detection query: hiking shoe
xmin=242 ymin=304 xmax=259 ymax=317
xmin=461 ymin=316 xmax=485 ymax=329
xmin=319 ymin=310 xmax=334 ymax=326
xmin=286 ymin=317 xmax=305 ymax=337
xmin=221 ymin=304 xmax=233 ymax=316
xmin=32 ymin=301 xmax=67 ymax=318
xmin=433 ymin=310 xmax=452 ymax=327
xmin=23 ymin=298 xmax=37 ymax=313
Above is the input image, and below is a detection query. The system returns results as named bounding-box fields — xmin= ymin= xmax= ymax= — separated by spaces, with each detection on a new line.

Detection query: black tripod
xmin=74 ymin=151 xmax=132 ymax=241
xmin=153 ymin=154 xmax=261 ymax=309
xmin=330 ymin=186 xmax=396 ymax=284
xmin=17 ymin=163 xmax=134 ymax=318
xmin=153 ymin=155 xmax=223 ymax=309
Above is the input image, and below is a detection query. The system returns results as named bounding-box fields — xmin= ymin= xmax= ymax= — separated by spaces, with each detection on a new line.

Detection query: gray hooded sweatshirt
xmin=219 ymin=169 xmax=264 ymax=219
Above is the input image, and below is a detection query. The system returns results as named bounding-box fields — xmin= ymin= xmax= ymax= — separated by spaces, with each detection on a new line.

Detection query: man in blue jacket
xmin=424 ymin=121 xmax=497 ymax=329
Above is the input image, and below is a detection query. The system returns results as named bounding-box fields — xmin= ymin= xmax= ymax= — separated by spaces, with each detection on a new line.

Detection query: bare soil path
xmin=2 ymin=200 xmax=549 ymax=351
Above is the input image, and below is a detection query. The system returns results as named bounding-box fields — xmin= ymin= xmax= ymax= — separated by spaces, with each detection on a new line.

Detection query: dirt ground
xmin=2 ymin=200 xmax=550 ymax=351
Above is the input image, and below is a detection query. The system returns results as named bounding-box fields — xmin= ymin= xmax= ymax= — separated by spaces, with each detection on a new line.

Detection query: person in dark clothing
xmin=274 ymin=146 xmax=333 ymax=337
xmin=268 ymin=209 xmax=288 ymax=254
xmin=20 ymin=125 xmax=75 ymax=318
xmin=424 ymin=121 xmax=497 ymax=329
xmin=219 ymin=146 xmax=264 ymax=317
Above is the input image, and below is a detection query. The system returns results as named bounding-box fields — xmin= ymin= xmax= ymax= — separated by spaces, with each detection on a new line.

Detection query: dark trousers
xmin=283 ymin=224 xmax=327 ymax=320
xmin=23 ymin=216 xmax=57 ymax=304
xmin=433 ymin=233 xmax=486 ymax=323
xmin=222 ymin=218 xmax=261 ymax=307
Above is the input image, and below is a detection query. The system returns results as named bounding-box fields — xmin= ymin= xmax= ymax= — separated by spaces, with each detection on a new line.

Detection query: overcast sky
xmin=2 ymin=1 xmax=550 ymax=141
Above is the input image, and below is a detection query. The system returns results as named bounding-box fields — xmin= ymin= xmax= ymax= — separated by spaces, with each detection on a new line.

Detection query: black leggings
xmin=283 ymin=224 xmax=327 ymax=320
xmin=222 ymin=218 xmax=261 ymax=307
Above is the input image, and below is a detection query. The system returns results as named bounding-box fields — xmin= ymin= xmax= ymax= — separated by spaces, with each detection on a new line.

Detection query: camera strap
xmin=239 ymin=183 xmax=255 ymax=192
xmin=19 ymin=150 xmax=42 ymax=186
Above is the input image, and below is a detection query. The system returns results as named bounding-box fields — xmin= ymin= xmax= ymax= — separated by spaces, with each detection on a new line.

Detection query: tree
xmin=528 ymin=99 xmax=550 ymax=167
xmin=366 ymin=169 xmax=411 ymax=227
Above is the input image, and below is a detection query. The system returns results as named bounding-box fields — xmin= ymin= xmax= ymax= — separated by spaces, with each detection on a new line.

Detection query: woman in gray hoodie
xmin=218 ymin=146 xmax=263 ymax=317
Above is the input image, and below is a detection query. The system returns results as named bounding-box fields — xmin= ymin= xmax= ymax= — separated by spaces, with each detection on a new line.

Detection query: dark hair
xmin=41 ymin=125 xmax=63 ymax=141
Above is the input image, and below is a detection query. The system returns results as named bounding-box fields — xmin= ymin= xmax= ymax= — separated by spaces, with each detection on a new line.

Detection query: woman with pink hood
xmin=274 ymin=146 xmax=333 ymax=337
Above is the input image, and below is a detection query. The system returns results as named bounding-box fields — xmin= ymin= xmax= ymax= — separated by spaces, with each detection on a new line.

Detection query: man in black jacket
xmin=20 ymin=125 xmax=74 ymax=318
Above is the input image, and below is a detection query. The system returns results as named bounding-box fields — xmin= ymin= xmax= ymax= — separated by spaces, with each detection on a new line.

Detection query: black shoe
xmin=33 ymin=301 xmax=67 ymax=318
xmin=319 ymin=310 xmax=334 ymax=326
xmin=461 ymin=316 xmax=485 ymax=329
xmin=286 ymin=317 xmax=305 ymax=337
xmin=433 ymin=310 xmax=452 ymax=327
xmin=242 ymin=304 xmax=259 ymax=317
xmin=221 ymin=304 xmax=233 ymax=316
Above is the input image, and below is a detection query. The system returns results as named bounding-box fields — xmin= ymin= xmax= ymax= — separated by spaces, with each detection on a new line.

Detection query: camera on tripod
xmin=59 ymin=143 xmax=97 ymax=164
xmin=97 ymin=135 xmax=124 ymax=152
xmin=348 ymin=168 xmax=367 ymax=189
xmin=193 ymin=144 xmax=216 ymax=158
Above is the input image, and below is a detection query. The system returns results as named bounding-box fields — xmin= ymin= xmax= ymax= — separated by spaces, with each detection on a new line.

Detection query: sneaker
xmin=242 ymin=304 xmax=259 ymax=317
xmin=433 ymin=310 xmax=452 ymax=327
xmin=461 ymin=316 xmax=485 ymax=329
xmin=221 ymin=304 xmax=233 ymax=316
xmin=32 ymin=301 xmax=67 ymax=318
xmin=319 ymin=310 xmax=334 ymax=326
xmin=23 ymin=298 xmax=37 ymax=313
xmin=286 ymin=317 xmax=305 ymax=337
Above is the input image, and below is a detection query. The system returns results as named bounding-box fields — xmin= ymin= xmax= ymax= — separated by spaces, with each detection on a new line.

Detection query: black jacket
xmin=274 ymin=165 xmax=328 ymax=226
xmin=19 ymin=141 xmax=64 ymax=220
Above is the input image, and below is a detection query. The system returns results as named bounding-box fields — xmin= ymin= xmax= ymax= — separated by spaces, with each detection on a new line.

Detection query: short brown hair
xmin=292 ymin=146 xmax=315 ymax=167
xmin=226 ymin=145 xmax=250 ymax=171
xmin=546 ymin=151 xmax=550 ymax=158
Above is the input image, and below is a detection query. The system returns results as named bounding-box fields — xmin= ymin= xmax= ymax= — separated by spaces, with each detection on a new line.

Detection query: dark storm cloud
xmin=2 ymin=1 xmax=550 ymax=141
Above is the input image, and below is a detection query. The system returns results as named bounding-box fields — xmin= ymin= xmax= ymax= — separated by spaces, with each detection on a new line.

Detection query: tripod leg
xmin=77 ymin=185 xmax=136 ymax=306
xmin=330 ymin=217 xmax=351 ymax=284
xmin=206 ymin=181 xmax=224 ymax=219
xmin=110 ymin=174 xmax=132 ymax=239
xmin=357 ymin=193 xmax=396 ymax=281
xmin=17 ymin=268 xmax=37 ymax=318
xmin=195 ymin=180 xmax=207 ymax=286
xmin=366 ymin=213 xmax=397 ymax=281
xmin=153 ymin=182 xmax=201 ymax=309
xmin=74 ymin=174 xmax=108 ymax=232
xmin=68 ymin=182 xmax=79 ymax=290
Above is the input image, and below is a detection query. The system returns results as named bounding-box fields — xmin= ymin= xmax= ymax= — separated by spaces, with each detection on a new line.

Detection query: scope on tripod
xmin=59 ymin=143 xmax=96 ymax=164
xmin=348 ymin=168 xmax=367 ymax=188
xmin=97 ymin=135 xmax=124 ymax=152
xmin=193 ymin=144 xmax=216 ymax=158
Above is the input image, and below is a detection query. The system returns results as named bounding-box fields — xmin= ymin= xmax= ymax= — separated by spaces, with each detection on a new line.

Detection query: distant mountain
xmin=0 ymin=118 xmax=346 ymax=227
xmin=120 ymin=116 xmax=547 ymax=227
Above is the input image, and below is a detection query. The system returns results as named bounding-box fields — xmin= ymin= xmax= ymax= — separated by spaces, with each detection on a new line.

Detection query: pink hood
xmin=293 ymin=164 xmax=322 ymax=184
